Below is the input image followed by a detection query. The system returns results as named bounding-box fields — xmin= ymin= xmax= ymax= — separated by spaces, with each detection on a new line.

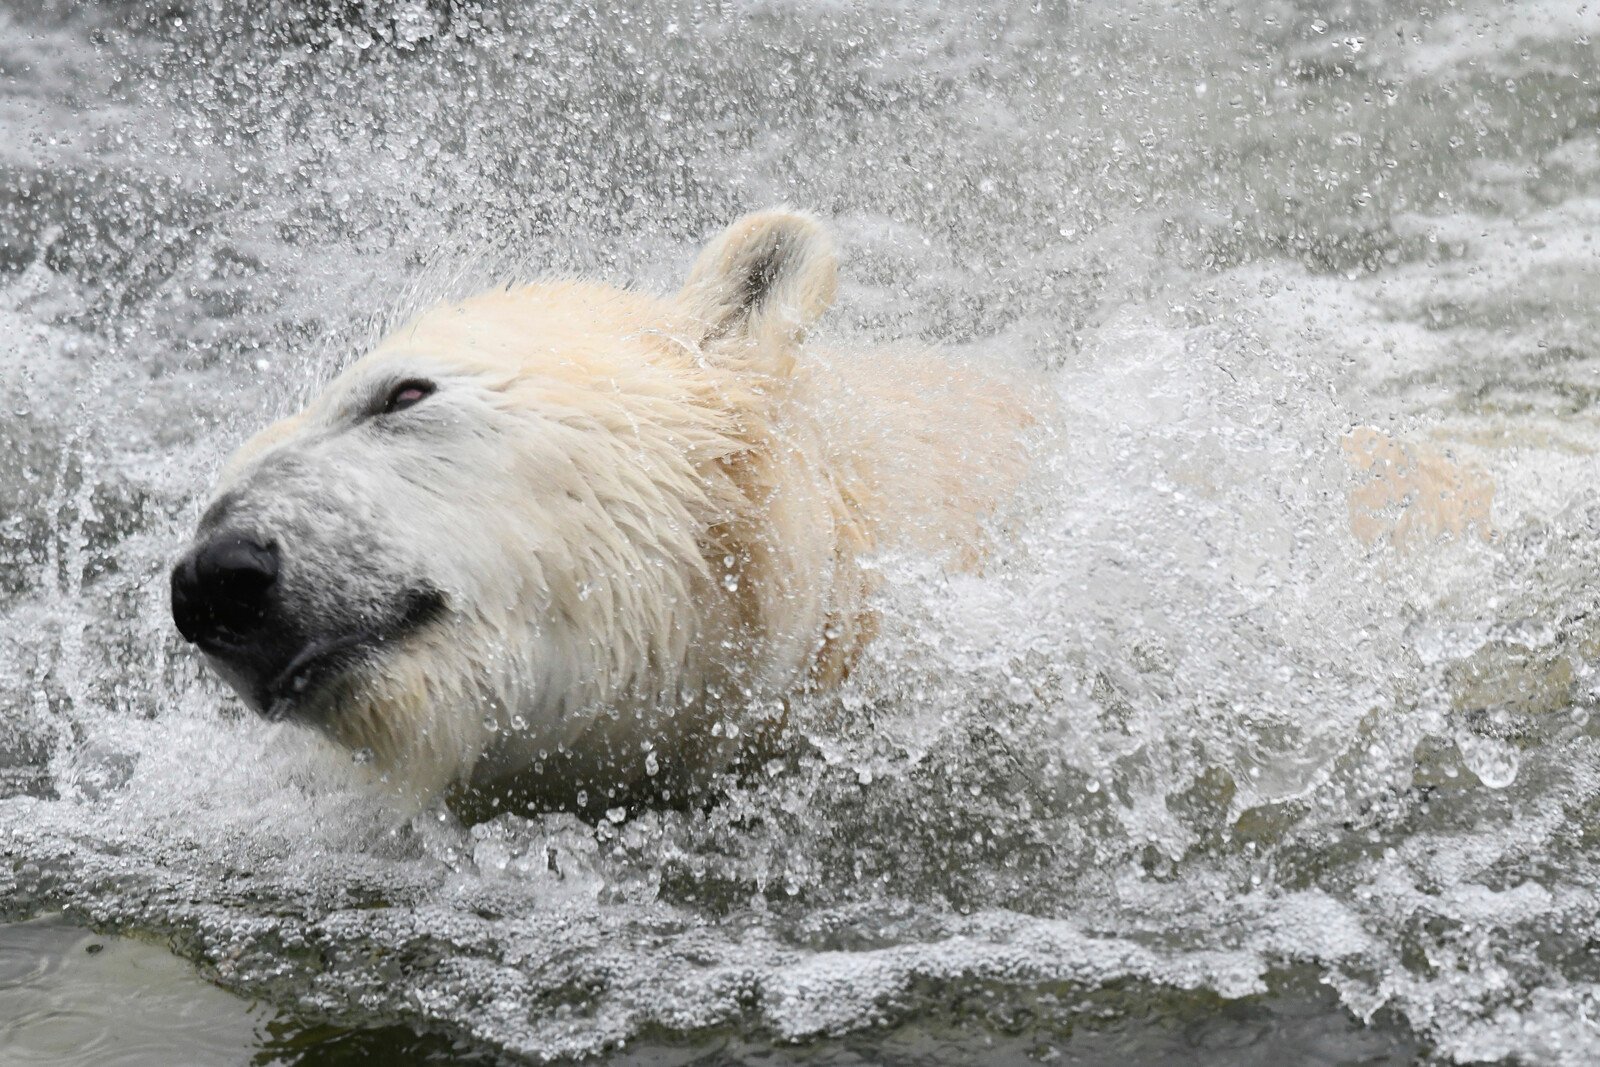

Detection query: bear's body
xmin=172 ymin=212 xmax=1036 ymax=813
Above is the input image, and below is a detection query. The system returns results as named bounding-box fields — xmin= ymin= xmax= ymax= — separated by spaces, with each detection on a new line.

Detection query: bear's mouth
xmin=201 ymin=589 xmax=446 ymax=722
xmin=263 ymin=588 xmax=446 ymax=721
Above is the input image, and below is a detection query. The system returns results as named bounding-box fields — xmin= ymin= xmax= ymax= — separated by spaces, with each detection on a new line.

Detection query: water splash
xmin=2 ymin=1 xmax=1600 ymax=1062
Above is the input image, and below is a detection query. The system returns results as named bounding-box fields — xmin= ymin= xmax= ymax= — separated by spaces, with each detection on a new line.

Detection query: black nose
xmin=171 ymin=535 xmax=279 ymax=647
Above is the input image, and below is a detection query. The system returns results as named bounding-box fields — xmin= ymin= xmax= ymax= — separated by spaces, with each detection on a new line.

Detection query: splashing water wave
xmin=3 ymin=1 xmax=1600 ymax=1061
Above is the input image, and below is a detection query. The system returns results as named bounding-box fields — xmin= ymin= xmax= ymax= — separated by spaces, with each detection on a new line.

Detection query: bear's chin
xmin=212 ymin=588 xmax=447 ymax=723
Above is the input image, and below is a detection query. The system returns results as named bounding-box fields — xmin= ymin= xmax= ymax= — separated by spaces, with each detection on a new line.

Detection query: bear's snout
xmin=171 ymin=523 xmax=446 ymax=719
xmin=170 ymin=534 xmax=280 ymax=650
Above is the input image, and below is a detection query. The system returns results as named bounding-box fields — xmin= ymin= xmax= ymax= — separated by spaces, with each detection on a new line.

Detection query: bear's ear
xmin=678 ymin=210 xmax=838 ymax=353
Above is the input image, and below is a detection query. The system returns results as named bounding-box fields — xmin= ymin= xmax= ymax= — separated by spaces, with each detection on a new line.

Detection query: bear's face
xmin=171 ymin=211 xmax=848 ymax=793
xmin=171 ymin=348 xmax=554 ymax=727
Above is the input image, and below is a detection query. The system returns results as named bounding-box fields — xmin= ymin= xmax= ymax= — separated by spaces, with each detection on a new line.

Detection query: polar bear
xmin=170 ymin=210 xmax=1036 ymax=814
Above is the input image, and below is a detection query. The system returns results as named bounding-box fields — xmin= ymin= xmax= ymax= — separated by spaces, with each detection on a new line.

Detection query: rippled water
xmin=0 ymin=916 xmax=269 ymax=1064
xmin=2 ymin=1 xmax=1599 ymax=1063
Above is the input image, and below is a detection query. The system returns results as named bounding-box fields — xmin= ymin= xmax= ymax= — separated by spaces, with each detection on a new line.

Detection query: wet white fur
xmin=209 ymin=211 xmax=1035 ymax=805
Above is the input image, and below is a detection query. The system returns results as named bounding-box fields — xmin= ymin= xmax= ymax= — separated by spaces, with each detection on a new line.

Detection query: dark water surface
xmin=0 ymin=915 xmax=1421 ymax=1065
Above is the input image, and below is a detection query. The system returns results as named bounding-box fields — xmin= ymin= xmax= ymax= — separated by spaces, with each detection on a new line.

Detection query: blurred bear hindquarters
xmin=1343 ymin=426 xmax=1494 ymax=550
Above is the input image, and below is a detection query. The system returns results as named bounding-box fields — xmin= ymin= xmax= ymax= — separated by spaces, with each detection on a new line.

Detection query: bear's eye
xmin=381 ymin=379 xmax=435 ymax=415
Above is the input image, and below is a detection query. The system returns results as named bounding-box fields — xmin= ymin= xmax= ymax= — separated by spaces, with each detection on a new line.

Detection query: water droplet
xmin=1457 ymin=733 xmax=1519 ymax=789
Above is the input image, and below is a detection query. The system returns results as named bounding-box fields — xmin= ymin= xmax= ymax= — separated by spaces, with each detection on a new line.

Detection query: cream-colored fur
xmin=206 ymin=210 xmax=1037 ymax=811
xmin=1342 ymin=427 xmax=1494 ymax=550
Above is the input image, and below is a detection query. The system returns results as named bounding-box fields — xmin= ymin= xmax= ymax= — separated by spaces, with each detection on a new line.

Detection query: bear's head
xmin=170 ymin=211 xmax=839 ymax=796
